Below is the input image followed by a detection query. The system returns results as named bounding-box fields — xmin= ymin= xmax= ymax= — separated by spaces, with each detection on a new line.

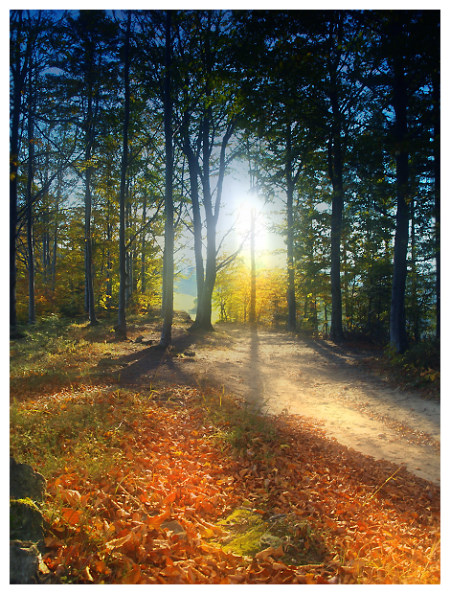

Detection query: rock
xmin=10 ymin=457 xmax=47 ymax=584
xmin=10 ymin=457 xmax=46 ymax=503
xmin=10 ymin=498 xmax=44 ymax=545
xmin=10 ymin=541 xmax=42 ymax=584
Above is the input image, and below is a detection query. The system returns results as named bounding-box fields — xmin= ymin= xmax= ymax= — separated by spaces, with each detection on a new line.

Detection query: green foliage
xmin=382 ymin=339 xmax=440 ymax=393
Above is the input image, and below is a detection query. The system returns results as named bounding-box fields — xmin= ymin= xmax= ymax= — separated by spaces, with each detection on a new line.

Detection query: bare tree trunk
xmin=10 ymin=11 xmax=27 ymax=333
xmin=432 ymin=68 xmax=440 ymax=340
xmin=160 ymin=10 xmax=174 ymax=347
xmin=84 ymin=69 xmax=98 ymax=325
xmin=183 ymin=128 xmax=204 ymax=324
xmin=249 ymin=209 xmax=256 ymax=325
xmin=116 ymin=12 xmax=131 ymax=340
xmin=389 ymin=34 xmax=409 ymax=354
xmin=328 ymin=123 xmax=344 ymax=343
xmin=26 ymin=60 xmax=36 ymax=324
xmin=286 ymin=178 xmax=296 ymax=332
xmin=141 ymin=195 xmax=147 ymax=294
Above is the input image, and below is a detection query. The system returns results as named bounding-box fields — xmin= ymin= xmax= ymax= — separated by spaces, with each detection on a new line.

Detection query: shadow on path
xmin=244 ymin=326 xmax=266 ymax=412
xmin=116 ymin=328 xmax=202 ymax=387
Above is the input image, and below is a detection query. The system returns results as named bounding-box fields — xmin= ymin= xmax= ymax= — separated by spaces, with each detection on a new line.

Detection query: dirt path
xmin=120 ymin=325 xmax=440 ymax=485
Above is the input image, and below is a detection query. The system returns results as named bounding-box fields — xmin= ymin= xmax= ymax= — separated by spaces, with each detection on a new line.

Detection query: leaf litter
xmin=13 ymin=384 xmax=440 ymax=584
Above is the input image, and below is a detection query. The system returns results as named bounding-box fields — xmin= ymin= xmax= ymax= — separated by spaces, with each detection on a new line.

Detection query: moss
xmin=10 ymin=498 xmax=44 ymax=545
xmin=218 ymin=509 xmax=268 ymax=558
xmin=215 ymin=508 xmax=328 ymax=566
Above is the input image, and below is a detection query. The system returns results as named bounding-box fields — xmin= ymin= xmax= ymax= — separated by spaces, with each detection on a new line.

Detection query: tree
xmin=160 ymin=10 xmax=175 ymax=347
xmin=175 ymin=11 xmax=238 ymax=331
xmin=63 ymin=10 xmax=117 ymax=325
xmin=116 ymin=11 xmax=132 ymax=339
xmin=10 ymin=11 xmax=31 ymax=333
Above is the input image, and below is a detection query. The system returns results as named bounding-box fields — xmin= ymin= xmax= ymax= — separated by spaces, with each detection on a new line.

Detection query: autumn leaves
xmin=24 ymin=385 xmax=440 ymax=584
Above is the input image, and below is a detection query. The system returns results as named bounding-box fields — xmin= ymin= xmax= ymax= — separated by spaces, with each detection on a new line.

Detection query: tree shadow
xmin=116 ymin=327 xmax=203 ymax=386
xmin=244 ymin=325 xmax=267 ymax=412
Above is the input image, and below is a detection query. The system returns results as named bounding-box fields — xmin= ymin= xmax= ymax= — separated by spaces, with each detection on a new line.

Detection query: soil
xmin=117 ymin=323 xmax=440 ymax=486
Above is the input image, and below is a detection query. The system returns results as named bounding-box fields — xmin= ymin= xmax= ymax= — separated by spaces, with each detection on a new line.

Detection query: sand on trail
xmin=120 ymin=325 xmax=440 ymax=485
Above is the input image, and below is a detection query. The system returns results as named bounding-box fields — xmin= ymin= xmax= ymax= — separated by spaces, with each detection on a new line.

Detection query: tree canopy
xmin=10 ymin=9 xmax=440 ymax=353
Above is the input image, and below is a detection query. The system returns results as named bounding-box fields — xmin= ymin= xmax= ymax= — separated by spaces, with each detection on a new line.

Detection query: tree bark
xmin=285 ymin=119 xmax=297 ymax=332
xmin=249 ymin=209 xmax=256 ymax=325
xmin=328 ymin=109 xmax=345 ymax=343
xmin=160 ymin=10 xmax=174 ymax=347
xmin=327 ymin=13 xmax=345 ymax=343
xmin=286 ymin=178 xmax=296 ymax=332
xmin=26 ymin=59 xmax=36 ymax=324
xmin=10 ymin=11 xmax=27 ymax=333
xmin=389 ymin=36 xmax=409 ymax=354
xmin=116 ymin=12 xmax=131 ymax=340
xmin=432 ymin=67 xmax=440 ymax=340
xmin=182 ymin=124 xmax=205 ymax=324
xmin=83 ymin=59 xmax=98 ymax=325
xmin=141 ymin=195 xmax=147 ymax=294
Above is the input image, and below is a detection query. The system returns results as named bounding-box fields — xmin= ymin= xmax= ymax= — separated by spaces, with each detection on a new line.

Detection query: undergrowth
xmin=381 ymin=340 xmax=440 ymax=397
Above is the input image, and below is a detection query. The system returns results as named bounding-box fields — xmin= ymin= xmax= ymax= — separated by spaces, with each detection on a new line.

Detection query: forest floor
xmin=10 ymin=316 xmax=441 ymax=584
xmin=118 ymin=322 xmax=440 ymax=485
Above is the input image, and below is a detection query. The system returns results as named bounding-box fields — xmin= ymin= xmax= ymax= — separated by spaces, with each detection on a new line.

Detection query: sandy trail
xmin=121 ymin=325 xmax=440 ymax=485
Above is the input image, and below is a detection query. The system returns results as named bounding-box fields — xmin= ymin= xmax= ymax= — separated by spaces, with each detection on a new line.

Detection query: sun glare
xmin=235 ymin=192 xmax=268 ymax=256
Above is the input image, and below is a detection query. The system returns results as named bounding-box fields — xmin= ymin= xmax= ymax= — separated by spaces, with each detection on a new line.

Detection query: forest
xmin=10 ymin=9 xmax=441 ymax=586
xmin=10 ymin=9 xmax=440 ymax=353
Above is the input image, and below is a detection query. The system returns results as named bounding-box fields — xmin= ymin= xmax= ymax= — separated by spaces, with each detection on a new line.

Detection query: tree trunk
xmin=183 ymin=127 xmax=205 ymax=324
xmin=432 ymin=68 xmax=440 ymax=340
xmin=10 ymin=11 xmax=26 ymax=333
xmin=194 ymin=120 xmax=234 ymax=331
xmin=51 ymin=182 xmax=60 ymax=293
xmin=141 ymin=195 xmax=147 ymax=294
xmin=249 ymin=209 xmax=256 ymax=325
xmin=116 ymin=12 xmax=131 ymax=340
xmin=328 ymin=129 xmax=345 ymax=343
xmin=160 ymin=10 xmax=174 ymax=347
xmin=26 ymin=62 xmax=35 ymax=324
xmin=286 ymin=180 xmax=296 ymax=332
xmin=389 ymin=43 xmax=409 ymax=354
xmin=327 ymin=15 xmax=345 ymax=343
xmin=83 ymin=68 xmax=98 ymax=325
xmin=84 ymin=166 xmax=97 ymax=325
xmin=410 ymin=198 xmax=420 ymax=342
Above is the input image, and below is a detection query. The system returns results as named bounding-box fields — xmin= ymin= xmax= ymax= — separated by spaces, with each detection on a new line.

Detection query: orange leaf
xmin=105 ymin=532 xmax=132 ymax=551
xmin=255 ymin=545 xmax=284 ymax=561
xmin=93 ymin=559 xmax=109 ymax=574
xmin=60 ymin=489 xmax=82 ymax=506
xmin=146 ymin=508 xmax=171 ymax=527
xmin=164 ymin=490 xmax=177 ymax=504
xmin=61 ymin=507 xmax=82 ymax=526
xmin=305 ymin=573 xmax=316 ymax=584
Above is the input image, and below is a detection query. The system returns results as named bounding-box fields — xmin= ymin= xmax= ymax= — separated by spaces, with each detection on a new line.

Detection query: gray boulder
xmin=10 ymin=457 xmax=47 ymax=584
xmin=10 ymin=457 xmax=46 ymax=503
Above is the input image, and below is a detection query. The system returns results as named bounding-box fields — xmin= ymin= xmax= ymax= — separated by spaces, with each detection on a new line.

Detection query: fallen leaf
xmin=105 ymin=532 xmax=132 ymax=551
